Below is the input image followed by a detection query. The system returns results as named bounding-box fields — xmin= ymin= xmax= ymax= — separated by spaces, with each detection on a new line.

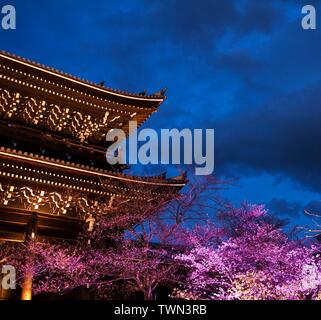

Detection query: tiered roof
xmin=0 ymin=52 xmax=187 ymax=241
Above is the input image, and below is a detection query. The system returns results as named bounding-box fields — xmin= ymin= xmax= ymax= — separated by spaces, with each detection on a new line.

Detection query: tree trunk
xmin=143 ymin=287 xmax=153 ymax=300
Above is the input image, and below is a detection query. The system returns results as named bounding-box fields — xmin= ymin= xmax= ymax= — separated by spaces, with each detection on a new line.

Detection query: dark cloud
xmin=236 ymin=1 xmax=284 ymax=33
xmin=214 ymin=82 xmax=321 ymax=191
xmin=216 ymin=50 xmax=266 ymax=82
xmin=2 ymin=0 xmax=321 ymax=208
xmin=268 ymin=198 xmax=302 ymax=217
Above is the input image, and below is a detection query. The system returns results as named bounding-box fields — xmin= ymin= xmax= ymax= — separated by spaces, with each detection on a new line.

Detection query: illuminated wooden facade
xmin=0 ymin=51 xmax=186 ymax=242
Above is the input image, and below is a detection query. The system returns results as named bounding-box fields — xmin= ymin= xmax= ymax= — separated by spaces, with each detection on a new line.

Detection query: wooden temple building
xmin=0 ymin=51 xmax=187 ymax=298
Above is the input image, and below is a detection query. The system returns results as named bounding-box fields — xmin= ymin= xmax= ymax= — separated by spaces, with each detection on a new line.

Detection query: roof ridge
xmin=0 ymin=147 xmax=186 ymax=186
xmin=0 ymin=50 xmax=166 ymax=102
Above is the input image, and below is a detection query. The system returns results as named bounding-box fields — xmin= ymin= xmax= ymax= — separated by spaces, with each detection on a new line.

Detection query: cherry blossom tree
xmin=175 ymin=204 xmax=321 ymax=300
xmin=90 ymin=241 xmax=179 ymax=300
xmin=4 ymin=175 xmax=321 ymax=301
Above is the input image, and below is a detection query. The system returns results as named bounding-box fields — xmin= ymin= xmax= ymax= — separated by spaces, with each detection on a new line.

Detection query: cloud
xmin=3 ymin=0 xmax=321 ymax=195
xmin=268 ymin=198 xmax=302 ymax=217
xmin=214 ymin=81 xmax=321 ymax=191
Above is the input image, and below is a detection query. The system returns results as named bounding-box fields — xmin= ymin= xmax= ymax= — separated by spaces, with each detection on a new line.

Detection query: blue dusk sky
xmin=1 ymin=0 xmax=321 ymax=228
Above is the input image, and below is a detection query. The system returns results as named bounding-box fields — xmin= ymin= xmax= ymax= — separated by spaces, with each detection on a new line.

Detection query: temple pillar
xmin=21 ymin=214 xmax=38 ymax=300
xmin=21 ymin=264 xmax=33 ymax=300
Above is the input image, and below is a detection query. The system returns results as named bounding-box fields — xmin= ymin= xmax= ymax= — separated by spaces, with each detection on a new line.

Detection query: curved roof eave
xmin=0 ymin=147 xmax=187 ymax=188
xmin=0 ymin=51 xmax=166 ymax=103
